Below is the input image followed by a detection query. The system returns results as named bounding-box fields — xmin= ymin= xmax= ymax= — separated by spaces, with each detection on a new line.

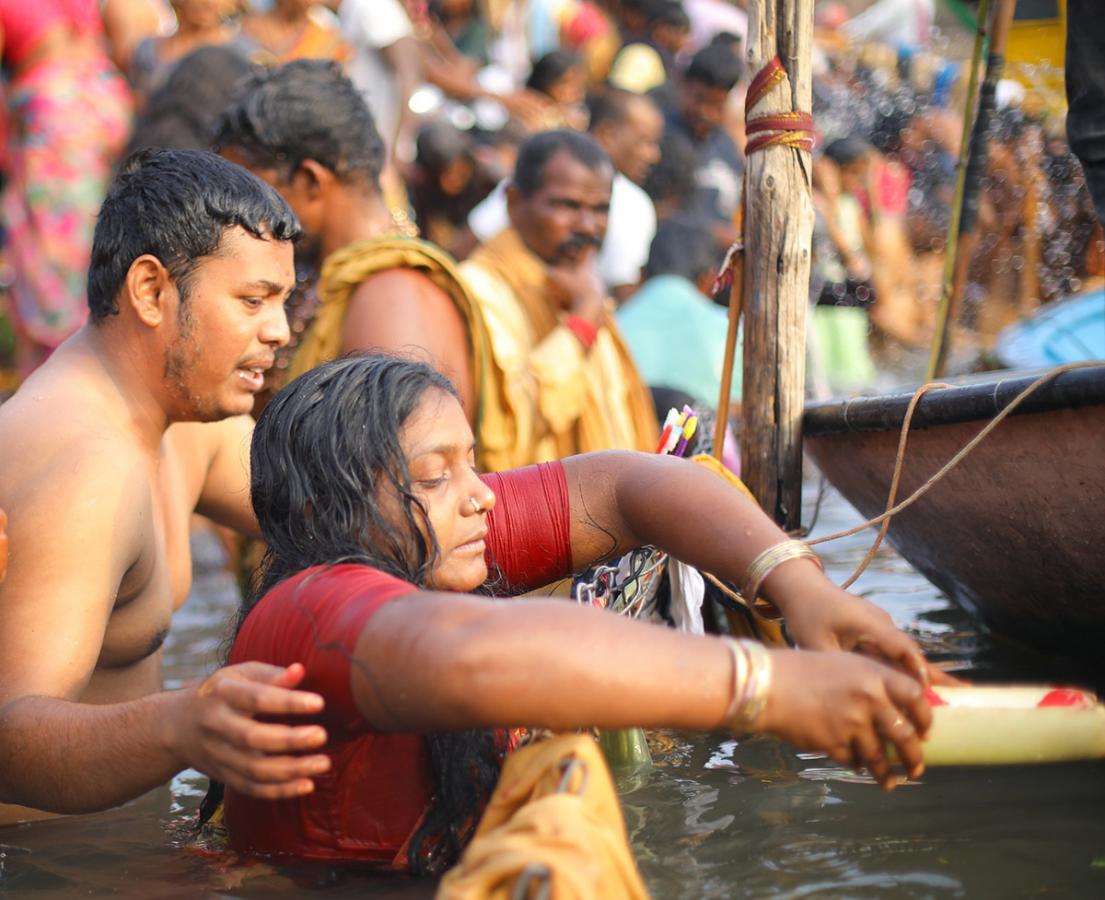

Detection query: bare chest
xmin=97 ymin=449 xmax=199 ymax=673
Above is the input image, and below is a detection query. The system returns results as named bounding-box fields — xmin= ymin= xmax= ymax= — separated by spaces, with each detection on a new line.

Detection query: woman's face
xmin=399 ymin=388 xmax=496 ymax=592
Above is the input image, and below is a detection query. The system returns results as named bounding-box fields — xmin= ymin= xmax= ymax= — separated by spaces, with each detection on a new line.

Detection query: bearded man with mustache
xmin=460 ymin=130 xmax=659 ymax=470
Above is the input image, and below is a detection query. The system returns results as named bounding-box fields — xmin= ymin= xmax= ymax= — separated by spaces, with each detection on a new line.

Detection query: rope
xmin=744 ymin=56 xmax=815 ymax=155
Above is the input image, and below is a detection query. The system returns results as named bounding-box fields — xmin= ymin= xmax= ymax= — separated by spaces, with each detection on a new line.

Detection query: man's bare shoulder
xmin=166 ymin=415 xmax=254 ymax=479
xmin=354 ymin=267 xmax=455 ymax=312
xmin=1 ymin=392 xmax=137 ymax=480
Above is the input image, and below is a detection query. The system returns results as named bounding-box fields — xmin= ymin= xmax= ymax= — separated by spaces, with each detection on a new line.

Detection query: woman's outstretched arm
xmin=559 ymin=450 xmax=932 ymax=683
xmin=352 ymin=592 xmax=930 ymax=790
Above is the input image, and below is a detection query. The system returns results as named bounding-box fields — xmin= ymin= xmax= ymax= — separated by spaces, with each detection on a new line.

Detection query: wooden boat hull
xmin=803 ymin=367 xmax=1105 ymax=663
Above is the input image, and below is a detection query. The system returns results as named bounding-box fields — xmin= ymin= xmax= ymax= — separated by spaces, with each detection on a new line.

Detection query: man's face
xmin=508 ymin=151 xmax=613 ymax=265
xmin=163 ymin=227 xmax=293 ymax=421
xmin=605 ymin=98 xmax=664 ymax=185
xmin=682 ymin=79 xmax=730 ymax=142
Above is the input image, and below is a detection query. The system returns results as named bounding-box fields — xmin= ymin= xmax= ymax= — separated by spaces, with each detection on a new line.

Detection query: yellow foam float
xmin=916 ymin=685 xmax=1105 ymax=766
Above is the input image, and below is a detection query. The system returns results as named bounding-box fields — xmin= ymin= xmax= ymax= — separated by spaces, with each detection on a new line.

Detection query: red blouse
xmin=225 ymin=461 xmax=573 ymax=865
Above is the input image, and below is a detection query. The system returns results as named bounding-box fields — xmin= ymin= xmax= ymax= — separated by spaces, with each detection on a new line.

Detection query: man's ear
xmin=124 ymin=255 xmax=174 ymax=328
xmin=291 ymin=159 xmax=335 ymax=202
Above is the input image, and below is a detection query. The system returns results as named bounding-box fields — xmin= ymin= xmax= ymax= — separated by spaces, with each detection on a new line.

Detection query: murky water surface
xmin=3 ymin=480 xmax=1105 ymax=898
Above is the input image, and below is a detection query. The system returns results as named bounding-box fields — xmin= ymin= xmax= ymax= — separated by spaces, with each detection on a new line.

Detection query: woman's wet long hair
xmin=237 ymin=354 xmax=504 ymax=875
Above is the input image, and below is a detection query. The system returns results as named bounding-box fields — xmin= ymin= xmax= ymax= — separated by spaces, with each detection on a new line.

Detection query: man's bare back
xmin=0 ymin=149 xmax=333 ymax=824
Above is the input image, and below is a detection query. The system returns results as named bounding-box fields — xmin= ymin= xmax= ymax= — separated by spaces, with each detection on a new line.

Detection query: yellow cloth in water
xmin=460 ymin=228 xmax=659 ymax=471
xmin=437 ymin=734 xmax=650 ymax=899
xmin=288 ymin=236 xmax=508 ymax=470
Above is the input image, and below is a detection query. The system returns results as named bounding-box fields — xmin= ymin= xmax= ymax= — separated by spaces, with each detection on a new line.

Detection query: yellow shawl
xmin=460 ymin=228 xmax=659 ymax=471
xmin=288 ymin=236 xmax=508 ymax=469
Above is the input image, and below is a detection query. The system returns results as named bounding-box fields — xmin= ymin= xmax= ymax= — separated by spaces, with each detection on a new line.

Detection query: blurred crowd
xmin=0 ymin=0 xmax=1099 ymax=399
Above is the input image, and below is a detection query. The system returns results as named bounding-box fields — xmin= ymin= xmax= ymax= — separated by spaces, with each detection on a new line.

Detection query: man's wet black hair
xmin=512 ymin=129 xmax=613 ymax=197
xmin=645 ymin=215 xmax=723 ymax=282
xmin=87 ymin=148 xmax=299 ymax=322
xmin=685 ymin=41 xmax=743 ymax=91
xmin=243 ymin=353 xmax=503 ymax=877
xmin=213 ymin=59 xmax=386 ymax=189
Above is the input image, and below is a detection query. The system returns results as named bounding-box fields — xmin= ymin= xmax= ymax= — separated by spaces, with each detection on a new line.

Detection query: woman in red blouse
xmin=226 ymin=353 xmax=941 ymax=874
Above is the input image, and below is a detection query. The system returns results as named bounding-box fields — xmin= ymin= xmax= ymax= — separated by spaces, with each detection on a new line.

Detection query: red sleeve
xmin=480 ymin=461 xmax=573 ymax=595
xmin=229 ymin=563 xmax=416 ymax=732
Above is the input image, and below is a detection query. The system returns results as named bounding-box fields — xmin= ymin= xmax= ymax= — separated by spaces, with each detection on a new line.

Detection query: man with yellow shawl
xmin=214 ymin=60 xmax=488 ymax=433
xmin=216 ymin=63 xmax=656 ymax=471
xmin=460 ymin=129 xmax=659 ymax=469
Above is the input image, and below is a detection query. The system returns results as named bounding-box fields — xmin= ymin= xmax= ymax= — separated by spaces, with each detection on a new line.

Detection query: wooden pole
xmin=740 ymin=0 xmax=814 ymax=530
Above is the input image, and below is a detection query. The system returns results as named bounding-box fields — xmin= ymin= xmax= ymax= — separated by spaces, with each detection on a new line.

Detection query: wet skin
xmin=0 ymin=228 xmax=323 ymax=824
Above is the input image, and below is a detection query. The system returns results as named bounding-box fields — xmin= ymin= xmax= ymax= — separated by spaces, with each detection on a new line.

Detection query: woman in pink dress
xmin=1 ymin=0 xmax=132 ymax=373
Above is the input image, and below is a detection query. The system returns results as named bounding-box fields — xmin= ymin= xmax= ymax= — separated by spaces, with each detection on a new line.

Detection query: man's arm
xmin=341 ymin=269 xmax=476 ymax=423
xmin=0 ymin=664 xmax=329 ymax=813
xmin=0 ymin=454 xmax=327 ymax=813
xmin=190 ymin=415 xmax=262 ymax=538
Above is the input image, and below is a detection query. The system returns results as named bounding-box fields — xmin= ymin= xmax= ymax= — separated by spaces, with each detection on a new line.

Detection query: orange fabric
xmin=437 ymin=734 xmax=650 ymax=899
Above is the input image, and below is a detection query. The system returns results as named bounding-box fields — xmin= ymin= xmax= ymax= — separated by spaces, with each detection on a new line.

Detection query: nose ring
xmin=469 ymin=497 xmax=482 ymax=514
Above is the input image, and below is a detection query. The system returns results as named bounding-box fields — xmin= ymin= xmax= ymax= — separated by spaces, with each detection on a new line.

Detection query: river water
xmin=3 ymin=475 xmax=1105 ymax=898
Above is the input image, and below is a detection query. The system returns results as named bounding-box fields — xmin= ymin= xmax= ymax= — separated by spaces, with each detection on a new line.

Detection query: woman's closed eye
xmin=415 ymin=474 xmax=449 ymax=490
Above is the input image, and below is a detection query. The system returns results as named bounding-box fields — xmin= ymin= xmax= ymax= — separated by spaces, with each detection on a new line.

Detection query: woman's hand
xmin=769 ymin=577 xmax=955 ymax=687
xmin=757 ymin=648 xmax=933 ymax=790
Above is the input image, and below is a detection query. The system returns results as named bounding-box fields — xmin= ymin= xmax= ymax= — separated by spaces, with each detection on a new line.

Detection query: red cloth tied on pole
xmin=744 ymin=55 xmax=815 ymax=155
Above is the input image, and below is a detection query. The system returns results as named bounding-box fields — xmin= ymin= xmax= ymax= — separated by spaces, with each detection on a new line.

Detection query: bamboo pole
xmin=927 ymin=0 xmax=1017 ymax=379
xmin=740 ymin=0 xmax=814 ymax=530
xmin=712 ymin=244 xmax=744 ymax=461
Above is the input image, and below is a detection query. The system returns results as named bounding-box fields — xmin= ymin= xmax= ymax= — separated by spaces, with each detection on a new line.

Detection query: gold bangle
xmin=741 ymin=539 xmax=823 ymax=606
xmin=721 ymin=638 xmax=773 ymax=733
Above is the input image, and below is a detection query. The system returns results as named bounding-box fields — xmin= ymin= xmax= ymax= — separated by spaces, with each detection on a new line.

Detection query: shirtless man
xmin=0 ymin=149 xmax=331 ymax=824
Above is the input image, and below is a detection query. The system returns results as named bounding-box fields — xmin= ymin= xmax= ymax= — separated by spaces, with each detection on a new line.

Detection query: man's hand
xmin=546 ymin=258 xmax=607 ymax=326
xmin=758 ymin=648 xmax=933 ymax=791
xmin=165 ymin=662 xmax=331 ymax=798
xmin=0 ymin=508 xmax=7 ymax=583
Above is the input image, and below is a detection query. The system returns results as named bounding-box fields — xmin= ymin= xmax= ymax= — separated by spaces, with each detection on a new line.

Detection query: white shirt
xmin=467 ymin=172 xmax=658 ymax=290
xmin=339 ymin=0 xmax=413 ymax=149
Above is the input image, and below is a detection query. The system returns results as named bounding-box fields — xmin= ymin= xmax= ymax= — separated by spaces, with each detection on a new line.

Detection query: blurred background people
xmin=0 ymin=0 xmax=131 ymax=374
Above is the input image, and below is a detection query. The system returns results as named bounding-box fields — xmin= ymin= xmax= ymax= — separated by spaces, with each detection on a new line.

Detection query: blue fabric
xmin=617 ymin=275 xmax=741 ymax=406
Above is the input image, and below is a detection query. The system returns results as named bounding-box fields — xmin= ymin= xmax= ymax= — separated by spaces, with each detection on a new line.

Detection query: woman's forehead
xmin=402 ymin=389 xmax=473 ymax=458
